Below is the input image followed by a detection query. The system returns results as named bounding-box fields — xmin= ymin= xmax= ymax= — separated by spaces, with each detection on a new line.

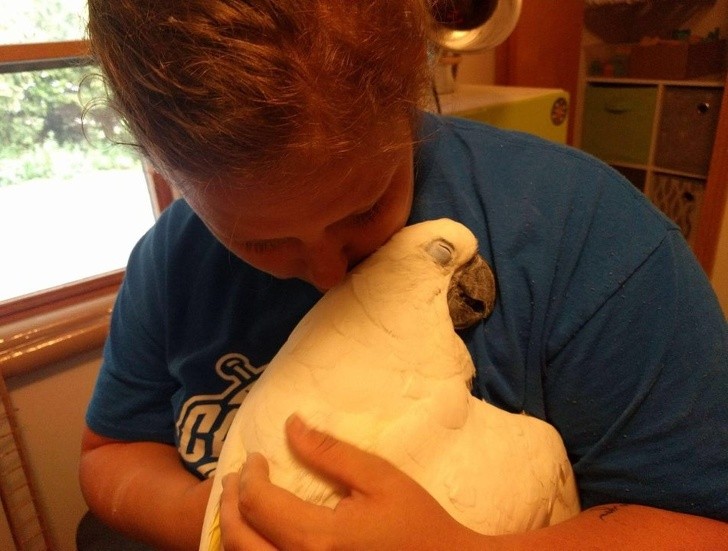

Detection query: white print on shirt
xmin=176 ymin=352 xmax=266 ymax=478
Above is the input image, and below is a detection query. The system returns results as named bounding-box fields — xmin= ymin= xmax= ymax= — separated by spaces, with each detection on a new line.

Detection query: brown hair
xmin=87 ymin=0 xmax=433 ymax=187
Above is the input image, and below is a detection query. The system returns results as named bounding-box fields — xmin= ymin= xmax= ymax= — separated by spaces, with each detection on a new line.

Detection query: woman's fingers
xmin=220 ymin=472 xmax=277 ymax=551
xmin=284 ymin=414 xmax=394 ymax=496
xmin=236 ymin=452 xmax=337 ymax=550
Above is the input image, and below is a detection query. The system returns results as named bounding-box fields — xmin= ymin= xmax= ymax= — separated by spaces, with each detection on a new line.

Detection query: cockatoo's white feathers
xmin=199 ymin=219 xmax=579 ymax=550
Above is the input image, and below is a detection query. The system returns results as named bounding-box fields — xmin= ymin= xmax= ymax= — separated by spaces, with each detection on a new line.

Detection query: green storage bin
xmin=581 ymin=84 xmax=657 ymax=165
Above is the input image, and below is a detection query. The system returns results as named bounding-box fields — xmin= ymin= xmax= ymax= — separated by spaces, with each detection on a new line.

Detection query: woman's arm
xmin=79 ymin=426 xmax=212 ymax=551
xmin=490 ymin=504 xmax=728 ymax=551
xmin=220 ymin=416 xmax=728 ymax=551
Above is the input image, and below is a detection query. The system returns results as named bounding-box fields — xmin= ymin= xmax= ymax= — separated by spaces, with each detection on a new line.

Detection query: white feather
xmin=199 ymin=218 xmax=580 ymax=550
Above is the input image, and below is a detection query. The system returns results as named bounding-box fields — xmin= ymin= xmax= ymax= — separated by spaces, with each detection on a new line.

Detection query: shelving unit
xmin=580 ymin=75 xmax=724 ymax=245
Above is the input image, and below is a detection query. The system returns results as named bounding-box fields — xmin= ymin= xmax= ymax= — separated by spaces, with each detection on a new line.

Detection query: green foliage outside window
xmin=0 ymin=66 xmax=139 ymax=187
xmin=0 ymin=0 xmax=141 ymax=188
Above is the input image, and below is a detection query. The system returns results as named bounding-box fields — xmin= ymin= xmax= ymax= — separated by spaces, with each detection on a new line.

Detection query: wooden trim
xmin=143 ymin=162 xmax=178 ymax=215
xmin=494 ymin=41 xmax=510 ymax=85
xmin=0 ymin=41 xmax=89 ymax=63
xmin=586 ymin=76 xmax=724 ymax=88
xmin=152 ymin=173 xmax=177 ymax=213
xmin=0 ymin=294 xmax=114 ymax=379
xmin=0 ymin=272 xmax=122 ymax=326
xmin=693 ymin=74 xmax=728 ymax=276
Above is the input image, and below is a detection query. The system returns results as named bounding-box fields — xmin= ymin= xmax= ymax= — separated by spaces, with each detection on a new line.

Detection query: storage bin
xmin=629 ymin=39 xmax=726 ymax=80
xmin=649 ymin=173 xmax=705 ymax=244
xmin=655 ymin=86 xmax=723 ymax=176
xmin=581 ymin=84 xmax=658 ymax=165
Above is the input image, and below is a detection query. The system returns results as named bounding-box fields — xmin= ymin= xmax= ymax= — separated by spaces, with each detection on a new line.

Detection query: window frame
xmin=0 ymin=40 xmax=172 ymax=376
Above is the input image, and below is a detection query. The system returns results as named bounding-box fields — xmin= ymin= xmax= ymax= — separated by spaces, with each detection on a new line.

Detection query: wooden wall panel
xmin=495 ymin=1 xmax=585 ymax=144
xmin=694 ymin=73 xmax=728 ymax=276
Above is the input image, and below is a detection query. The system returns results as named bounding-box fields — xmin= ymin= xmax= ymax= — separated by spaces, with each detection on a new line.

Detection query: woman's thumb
xmin=285 ymin=413 xmax=385 ymax=493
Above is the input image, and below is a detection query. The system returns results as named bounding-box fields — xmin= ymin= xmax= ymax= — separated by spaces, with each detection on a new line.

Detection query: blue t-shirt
xmin=87 ymin=113 xmax=728 ymax=520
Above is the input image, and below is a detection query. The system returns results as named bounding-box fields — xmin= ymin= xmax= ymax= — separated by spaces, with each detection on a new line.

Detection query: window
xmin=0 ymin=2 xmax=172 ymax=377
xmin=0 ymin=1 xmax=158 ymax=317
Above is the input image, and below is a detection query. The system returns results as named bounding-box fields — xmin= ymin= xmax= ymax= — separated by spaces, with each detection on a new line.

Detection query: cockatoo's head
xmin=349 ymin=218 xmax=496 ymax=331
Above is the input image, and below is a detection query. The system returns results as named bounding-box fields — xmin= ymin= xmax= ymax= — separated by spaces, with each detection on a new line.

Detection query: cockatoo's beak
xmin=447 ymin=254 xmax=496 ymax=329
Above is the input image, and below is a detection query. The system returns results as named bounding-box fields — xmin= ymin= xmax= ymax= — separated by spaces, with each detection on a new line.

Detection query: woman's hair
xmin=87 ymin=0 xmax=434 ymax=187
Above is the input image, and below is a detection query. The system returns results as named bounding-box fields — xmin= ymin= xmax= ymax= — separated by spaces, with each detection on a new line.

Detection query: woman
xmin=80 ymin=1 xmax=728 ymax=549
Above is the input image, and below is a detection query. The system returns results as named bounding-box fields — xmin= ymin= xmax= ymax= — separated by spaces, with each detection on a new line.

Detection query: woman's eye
xmin=351 ymin=199 xmax=385 ymax=226
xmin=242 ymin=239 xmax=286 ymax=253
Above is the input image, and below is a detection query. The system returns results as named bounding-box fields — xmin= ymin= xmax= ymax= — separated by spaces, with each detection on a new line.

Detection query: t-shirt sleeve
xmin=545 ymin=228 xmax=728 ymax=520
xmin=85 ymin=212 xmax=178 ymax=444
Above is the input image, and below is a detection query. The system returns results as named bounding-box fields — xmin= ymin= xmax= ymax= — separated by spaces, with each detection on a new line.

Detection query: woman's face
xmin=181 ymin=143 xmax=414 ymax=291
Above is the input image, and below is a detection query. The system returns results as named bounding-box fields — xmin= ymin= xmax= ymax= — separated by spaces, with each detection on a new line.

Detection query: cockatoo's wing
xmin=198 ymin=399 xmax=250 ymax=551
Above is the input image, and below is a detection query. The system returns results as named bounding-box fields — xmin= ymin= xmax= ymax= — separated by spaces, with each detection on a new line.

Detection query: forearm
xmin=462 ymin=504 xmax=728 ymax=551
xmin=79 ymin=433 xmax=211 ymax=551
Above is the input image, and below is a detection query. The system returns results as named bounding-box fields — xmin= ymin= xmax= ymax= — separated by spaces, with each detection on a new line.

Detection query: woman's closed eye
xmin=239 ymin=189 xmax=390 ymax=254
xmin=241 ymin=237 xmax=291 ymax=253
xmin=350 ymin=197 xmax=386 ymax=226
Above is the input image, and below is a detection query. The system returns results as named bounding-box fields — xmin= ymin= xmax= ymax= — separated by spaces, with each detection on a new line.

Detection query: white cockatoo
xmin=199 ymin=218 xmax=580 ymax=550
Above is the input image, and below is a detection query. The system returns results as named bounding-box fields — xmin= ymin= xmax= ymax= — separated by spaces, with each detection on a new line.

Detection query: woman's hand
xmin=219 ymin=414 xmax=480 ymax=551
xmin=219 ymin=415 xmax=728 ymax=551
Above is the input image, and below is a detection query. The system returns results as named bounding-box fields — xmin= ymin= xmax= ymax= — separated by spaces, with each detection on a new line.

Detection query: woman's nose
xmin=303 ymin=240 xmax=349 ymax=291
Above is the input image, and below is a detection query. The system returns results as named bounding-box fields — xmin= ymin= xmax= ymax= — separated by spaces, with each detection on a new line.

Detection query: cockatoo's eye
xmin=426 ymin=239 xmax=455 ymax=265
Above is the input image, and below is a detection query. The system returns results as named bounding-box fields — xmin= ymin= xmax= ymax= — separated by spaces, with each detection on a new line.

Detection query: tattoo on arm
xmin=597 ymin=504 xmax=630 ymax=520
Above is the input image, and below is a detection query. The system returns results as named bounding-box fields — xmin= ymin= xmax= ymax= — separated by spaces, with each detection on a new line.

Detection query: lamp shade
xmin=429 ymin=0 xmax=522 ymax=52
